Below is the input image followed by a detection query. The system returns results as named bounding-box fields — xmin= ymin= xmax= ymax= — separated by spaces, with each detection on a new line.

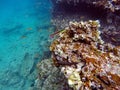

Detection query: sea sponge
xmin=50 ymin=20 xmax=120 ymax=90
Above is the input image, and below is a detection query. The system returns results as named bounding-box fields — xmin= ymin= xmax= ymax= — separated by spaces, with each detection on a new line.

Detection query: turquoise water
xmin=0 ymin=0 xmax=53 ymax=90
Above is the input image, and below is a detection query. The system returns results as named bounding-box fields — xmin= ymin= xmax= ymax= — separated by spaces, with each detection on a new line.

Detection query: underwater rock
xmin=0 ymin=69 xmax=25 ymax=90
xmin=50 ymin=20 xmax=120 ymax=90
xmin=52 ymin=0 xmax=120 ymax=13
xmin=0 ymin=71 xmax=20 ymax=86
xmin=19 ymin=52 xmax=38 ymax=86
xmin=2 ymin=24 xmax=23 ymax=35
xmin=92 ymin=0 xmax=120 ymax=13
xmin=32 ymin=59 xmax=72 ymax=90
xmin=20 ymin=53 xmax=34 ymax=77
xmin=101 ymin=25 xmax=120 ymax=46
xmin=51 ymin=0 xmax=120 ymax=34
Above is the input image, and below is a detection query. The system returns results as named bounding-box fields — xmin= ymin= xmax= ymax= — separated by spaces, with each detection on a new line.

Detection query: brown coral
xmin=50 ymin=20 xmax=120 ymax=90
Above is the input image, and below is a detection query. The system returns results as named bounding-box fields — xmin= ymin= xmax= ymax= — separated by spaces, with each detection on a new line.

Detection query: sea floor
xmin=0 ymin=0 xmax=54 ymax=90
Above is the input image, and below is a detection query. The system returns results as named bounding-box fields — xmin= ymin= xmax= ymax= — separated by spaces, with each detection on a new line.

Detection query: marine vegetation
xmin=50 ymin=20 xmax=120 ymax=90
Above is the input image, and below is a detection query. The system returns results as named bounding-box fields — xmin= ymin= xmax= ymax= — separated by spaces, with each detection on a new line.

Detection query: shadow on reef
xmin=52 ymin=1 xmax=107 ymax=20
xmin=51 ymin=0 xmax=120 ymax=46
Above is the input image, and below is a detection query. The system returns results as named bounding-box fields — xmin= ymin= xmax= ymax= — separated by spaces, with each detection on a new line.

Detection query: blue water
xmin=0 ymin=0 xmax=53 ymax=90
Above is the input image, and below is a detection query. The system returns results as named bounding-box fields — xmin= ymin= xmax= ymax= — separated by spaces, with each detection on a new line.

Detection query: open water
xmin=0 ymin=0 xmax=53 ymax=90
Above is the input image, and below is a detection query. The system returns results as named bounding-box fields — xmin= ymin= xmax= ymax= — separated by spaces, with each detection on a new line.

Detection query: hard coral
xmin=50 ymin=20 xmax=120 ymax=90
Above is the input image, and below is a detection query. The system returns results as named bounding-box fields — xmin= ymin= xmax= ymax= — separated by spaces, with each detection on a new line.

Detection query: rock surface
xmin=51 ymin=0 xmax=120 ymax=46
xmin=32 ymin=59 xmax=72 ymax=90
xmin=52 ymin=0 xmax=120 ymax=13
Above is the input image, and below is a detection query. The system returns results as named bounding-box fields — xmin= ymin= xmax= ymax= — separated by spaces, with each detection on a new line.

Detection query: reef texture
xmin=51 ymin=0 xmax=120 ymax=46
xmin=92 ymin=0 xmax=120 ymax=12
xmin=32 ymin=59 xmax=72 ymax=90
xmin=50 ymin=20 xmax=120 ymax=90
xmin=53 ymin=0 xmax=120 ymax=12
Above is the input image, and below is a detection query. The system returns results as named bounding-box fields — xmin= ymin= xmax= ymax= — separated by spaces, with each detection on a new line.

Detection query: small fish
xmin=20 ymin=35 xmax=27 ymax=39
xmin=50 ymin=30 xmax=65 ymax=38
xmin=27 ymin=27 xmax=32 ymax=30
xmin=50 ymin=30 xmax=60 ymax=38
xmin=111 ymin=37 xmax=117 ymax=42
xmin=34 ymin=53 xmax=40 ymax=60
xmin=80 ymin=16 xmax=85 ymax=19
xmin=37 ymin=29 xmax=41 ymax=32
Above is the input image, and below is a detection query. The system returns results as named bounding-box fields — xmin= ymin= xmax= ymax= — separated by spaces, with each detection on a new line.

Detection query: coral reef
xmin=50 ymin=20 xmax=120 ymax=90
xmin=51 ymin=0 xmax=120 ymax=47
xmin=92 ymin=0 xmax=120 ymax=12
xmin=32 ymin=59 xmax=72 ymax=90
xmin=53 ymin=0 xmax=120 ymax=12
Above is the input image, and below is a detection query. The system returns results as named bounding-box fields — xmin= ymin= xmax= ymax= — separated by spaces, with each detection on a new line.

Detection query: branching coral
xmin=50 ymin=20 xmax=120 ymax=90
